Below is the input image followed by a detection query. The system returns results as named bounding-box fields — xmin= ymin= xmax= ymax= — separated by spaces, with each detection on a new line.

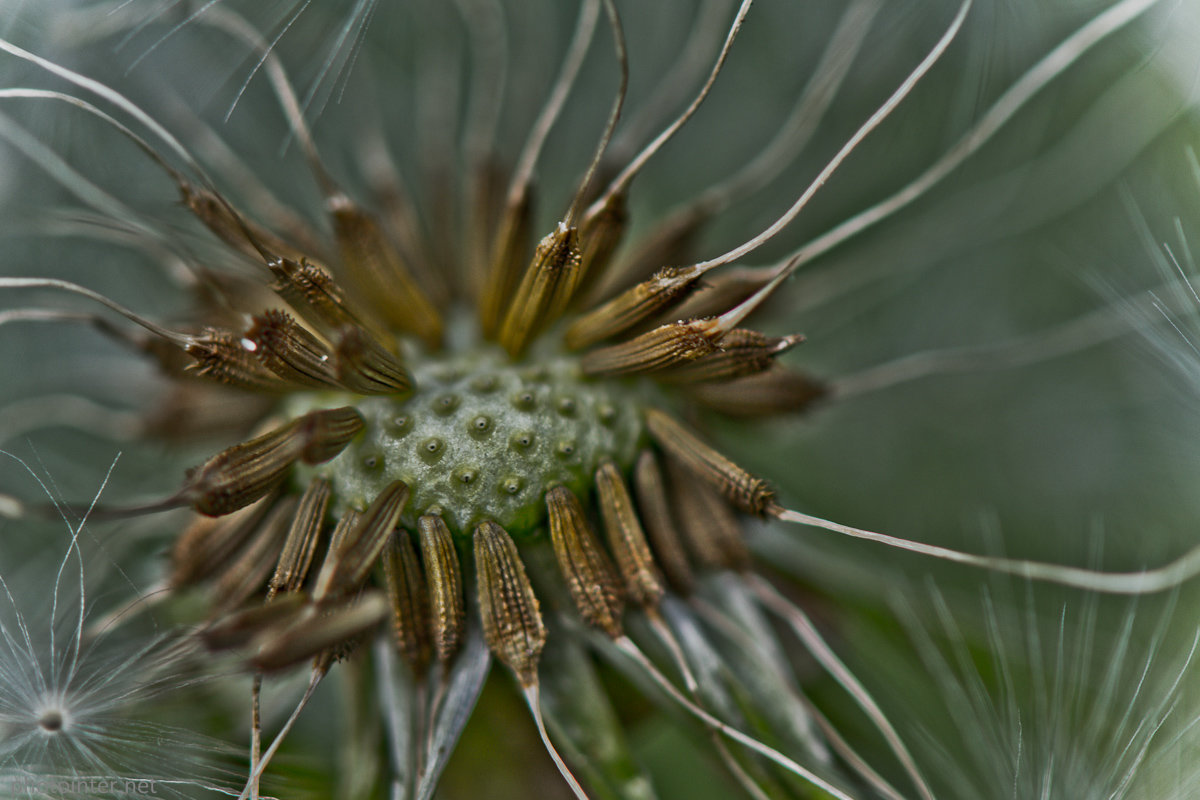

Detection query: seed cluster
xmin=2 ymin=3 xmax=842 ymax=795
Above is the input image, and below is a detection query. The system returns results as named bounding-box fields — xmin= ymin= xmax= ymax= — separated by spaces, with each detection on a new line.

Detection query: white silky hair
xmin=0 ymin=450 xmax=244 ymax=798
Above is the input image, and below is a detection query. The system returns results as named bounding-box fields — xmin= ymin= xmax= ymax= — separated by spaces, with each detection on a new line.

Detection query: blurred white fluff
xmin=0 ymin=452 xmax=241 ymax=800
xmin=890 ymin=571 xmax=1200 ymax=800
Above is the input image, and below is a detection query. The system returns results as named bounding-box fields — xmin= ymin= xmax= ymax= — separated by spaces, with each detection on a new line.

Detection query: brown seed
xmin=687 ymin=367 xmax=830 ymax=417
xmin=573 ymin=190 xmax=628 ymax=302
xmin=329 ymin=195 xmax=443 ymax=348
xmin=419 ymin=514 xmax=465 ymax=664
xmin=327 ymin=509 xmax=361 ymax=552
xmin=422 ymin=164 xmax=461 ymax=307
xmin=545 ymin=485 xmax=624 ymax=638
xmin=294 ymin=406 xmax=367 ymax=465
xmin=144 ymin=382 xmax=274 ymax=443
xmin=181 ymin=183 xmax=311 ymax=265
xmin=267 ymin=257 xmax=376 ymax=336
xmin=581 ymin=204 xmax=707 ymax=308
xmin=312 ymin=481 xmax=410 ymax=605
xmin=565 ymin=265 xmax=700 ymax=350
xmin=183 ymin=407 xmax=362 ymax=516
xmin=170 ymin=495 xmax=274 ymax=588
xmin=474 ymin=521 xmax=545 ymax=688
xmin=478 ymin=184 xmax=534 ymax=338
xmin=331 ymin=324 xmax=414 ymax=396
xmin=381 ymin=530 xmax=433 ymax=674
xmin=185 ymin=331 xmax=291 ymax=393
xmin=183 ymin=421 xmax=304 ymax=517
xmin=595 ymin=461 xmax=664 ymax=609
xmin=209 ymin=497 xmax=297 ymax=614
xmin=670 ymin=265 xmax=776 ymax=320
xmin=644 ymin=408 xmax=774 ymax=516
xmin=199 ymin=592 xmax=310 ymax=651
xmin=580 ymin=317 xmax=722 ymax=378
xmin=245 ymin=309 xmax=340 ymax=389
xmin=666 ymin=459 xmax=750 ymax=572
xmin=658 ymin=330 xmax=803 ymax=384
xmin=632 ymin=450 xmax=694 ymax=594
xmin=252 ymin=593 xmax=389 ymax=673
xmin=464 ymin=158 xmax=512 ymax=306
xmin=497 ymin=223 xmax=583 ymax=356
xmin=268 ymin=478 xmax=332 ymax=597
xmin=360 ymin=133 xmax=455 ymax=307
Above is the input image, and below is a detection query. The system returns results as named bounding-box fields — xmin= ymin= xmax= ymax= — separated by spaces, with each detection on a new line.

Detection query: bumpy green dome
xmin=291 ymin=350 xmax=647 ymax=539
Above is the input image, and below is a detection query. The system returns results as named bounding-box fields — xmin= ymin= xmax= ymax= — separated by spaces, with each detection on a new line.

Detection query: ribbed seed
xmin=181 ymin=184 xmax=312 ymax=264
xmin=667 ymin=460 xmax=750 ymax=571
xmin=658 ymin=330 xmax=804 ymax=384
xmin=327 ymin=509 xmax=362 ymax=556
xmin=294 ymin=407 xmax=367 ymax=465
xmin=144 ymin=383 xmax=273 ymax=443
xmin=671 ymin=265 xmax=775 ymax=320
xmin=573 ymin=190 xmax=628 ymax=302
xmin=474 ymin=521 xmax=545 ymax=687
xmin=632 ymin=450 xmax=694 ymax=594
xmin=381 ymin=530 xmax=432 ymax=673
xmin=479 ymin=186 xmax=534 ymax=338
xmin=210 ymin=497 xmax=296 ymax=613
xmin=465 ymin=159 xmax=510 ymax=304
xmin=252 ymin=593 xmax=389 ymax=673
xmin=184 ymin=407 xmax=362 ymax=516
xmin=687 ymin=367 xmax=829 ymax=417
xmin=170 ymin=495 xmax=273 ymax=588
xmin=498 ymin=223 xmax=583 ymax=356
xmin=199 ymin=592 xmax=309 ymax=651
xmin=268 ymin=478 xmax=331 ymax=597
xmin=545 ymin=485 xmax=624 ymax=638
xmin=183 ymin=419 xmax=305 ymax=516
xmin=185 ymin=332 xmax=291 ymax=393
xmin=565 ymin=265 xmax=700 ymax=350
xmin=331 ymin=324 xmax=414 ymax=396
xmin=580 ymin=317 xmax=722 ymax=378
xmin=583 ymin=204 xmax=707 ymax=307
xmin=644 ymin=407 xmax=774 ymax=515
xmin=313 ymin=481 xmax=410 ymax=604
xmin=329 ymin=196 xmax=443 ymax=348
xmin=419 ymin=514 xmax=465 ymax=663
xmin=245 ymin=310 xmax=339 ymax=389
xmin=595 ymin=460 xmax=664 ymax=609
xmin=268 ymin=257 xmax=380 ymax=336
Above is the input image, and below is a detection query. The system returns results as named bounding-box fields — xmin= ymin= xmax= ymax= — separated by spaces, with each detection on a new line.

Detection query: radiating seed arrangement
xmin=0 ymin=0 xmax=1188 ymax=798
